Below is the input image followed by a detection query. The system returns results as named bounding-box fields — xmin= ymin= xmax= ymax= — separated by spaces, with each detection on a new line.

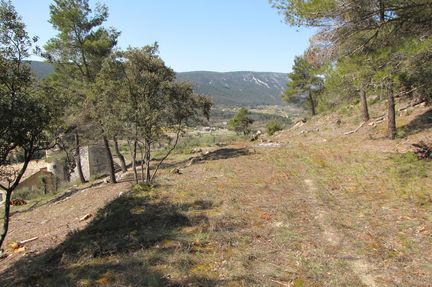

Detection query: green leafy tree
xmin=399 ymin=37 xmax=432 ymax=104
xmin=228 ymin=108 xmax=253 ymax=135
xmin=322 ymin=55 xmax=375 ymax=121
xmin=90 ymin=53 xmax=128 ymax=173
xmin=97 ymin=45 xmax=212 ymax=184
xmin=0 ymin=0 xmax=57 ymax=248
xmin=284 ymin=55 xmax=323 ymax=116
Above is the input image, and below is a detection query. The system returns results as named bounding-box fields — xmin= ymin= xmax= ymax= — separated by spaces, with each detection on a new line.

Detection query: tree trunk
xmin=113 ymin=136 xmax=127 ymax=172
xmin=360 ymin=88 xmax=370 ymax=122
xmin=379 ymin=1 xmax=385 ymax=22
xmin=387 ymin=82 xmax=397 ymax=140
xmin=131 ymin=140 xmax=138 ymax=184
xmin=151 ymin=129 xmax=181 ymax=182
xmin=74 ymin=133 xmax=86 ymax=183
xmin=102 ymin=136 xmax=117 ymax=183
xmin=0 ymin=151 xmax=33 ymax=248
xmin=145 ymin=141 xmax=151 ymax=184
xmin=139 ymin=144 xmax=145 ymax=183
xmin=308 ymin=90 xmax=316 ymax=116
xmin=0 ymin=190 xmax=12 ymax=248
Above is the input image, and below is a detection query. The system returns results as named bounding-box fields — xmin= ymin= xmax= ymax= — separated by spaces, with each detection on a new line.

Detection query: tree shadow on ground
xmin=400 ymin=108 xmax=432 ymax=136
xmin=10 ymin=181 xmax=105 ymax=216
xmin=173 ymin=147 xmax=251 ymax=168
xmin=0 ymin=190 xmax=226 ymax=286
xmin=199 ymin=148 xmax=250 ymax=162
xmin=119 ymin=148 xmax=251 ymax=183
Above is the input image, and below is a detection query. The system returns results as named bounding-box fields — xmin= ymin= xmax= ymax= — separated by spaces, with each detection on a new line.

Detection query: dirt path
xmin=304 ymin=179 xmax=379 ymax=287
xmin=0 ymin=181 xmax=131 ymax=273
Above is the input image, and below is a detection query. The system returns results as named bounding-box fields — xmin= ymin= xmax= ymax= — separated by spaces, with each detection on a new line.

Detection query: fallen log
xmin=372 ymin=115 xmax=385 ymax=121
xmin=344 ymin=121 xmax=365 ymax=135
xmin=79 ymin=213 xmax=92 ymax=221
xmin=398 ymin=101 xmax=425 ymax=112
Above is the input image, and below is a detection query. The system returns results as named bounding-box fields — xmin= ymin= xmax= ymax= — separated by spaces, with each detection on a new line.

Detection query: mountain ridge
xmin=29 ymin=61 xmax=288 ymax=106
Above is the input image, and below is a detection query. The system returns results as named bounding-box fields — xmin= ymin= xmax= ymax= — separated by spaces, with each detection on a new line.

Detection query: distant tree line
xmin=272 ymin=0 xmax=432 ymax=139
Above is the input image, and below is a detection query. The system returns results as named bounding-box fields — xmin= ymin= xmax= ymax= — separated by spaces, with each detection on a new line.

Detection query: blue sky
xmin=12 ymin=0 xmax=315 ymax=73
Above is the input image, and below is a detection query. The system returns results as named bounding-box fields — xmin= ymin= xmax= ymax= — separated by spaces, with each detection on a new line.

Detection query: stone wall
xmin=15 ymin=168 xmax=56 ymax=194
xmin=88 ymin=145 xmax=110 ymax=178
xmin=70 ymin=145 xmax=110 ymax=181
xmin=47 ymin=159 xmax=67 ymax=181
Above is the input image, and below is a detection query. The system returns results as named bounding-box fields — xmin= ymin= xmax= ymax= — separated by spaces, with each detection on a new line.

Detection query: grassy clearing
xmin=285 ymin=140 xmax=432 ymax=207
xmin=275 ymin=139 xmax=432 ymax=285
xmin=1 ymin=179 xmax=99 ymax=217
xmin=0 ymin=146 xmax=366 ymax=286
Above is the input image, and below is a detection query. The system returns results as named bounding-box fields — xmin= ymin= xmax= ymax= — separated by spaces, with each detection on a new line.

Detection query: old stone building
xmin=70 ymin=145 xmax=113 ymax=182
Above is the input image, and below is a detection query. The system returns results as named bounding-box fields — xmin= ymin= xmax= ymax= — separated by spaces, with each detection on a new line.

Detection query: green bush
xmin=266 ymin=119 xmax=283 ymax=136
xmin=228 ymin=108 xmax=253 ymax=135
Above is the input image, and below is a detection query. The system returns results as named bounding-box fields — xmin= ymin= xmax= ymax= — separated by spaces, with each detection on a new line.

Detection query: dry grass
xmin=1 ymin=102 xmax=432 ymax=286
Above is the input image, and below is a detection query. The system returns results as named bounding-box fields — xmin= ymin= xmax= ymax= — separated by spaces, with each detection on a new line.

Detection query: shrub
xmin=266 ymin=119 xmax=283 ymax=136
xmin=228 ymin=108 xmax=253 ymax=135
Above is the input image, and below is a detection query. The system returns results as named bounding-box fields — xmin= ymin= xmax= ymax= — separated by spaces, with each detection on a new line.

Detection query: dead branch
xmin=19 ymin=237 xmax=38 ymax=245
xmin=344 ymin=121 xmax=365 ymax=135
xmin=398 ymin=101 xmax=425 ymax=112
xmin=413 ymin=141 xmax=432 ymax=160
xmin=79 ymin=213 xmax=92 ymax=221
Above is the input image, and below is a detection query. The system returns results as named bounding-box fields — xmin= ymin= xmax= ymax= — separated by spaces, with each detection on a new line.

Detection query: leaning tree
xmin=0 ymin=0 xmax=58 ymax=248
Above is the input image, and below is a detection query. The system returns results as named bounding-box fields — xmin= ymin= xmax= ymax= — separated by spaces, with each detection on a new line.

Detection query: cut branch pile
xmin=413 ymin=141 xmax=432 ymax=160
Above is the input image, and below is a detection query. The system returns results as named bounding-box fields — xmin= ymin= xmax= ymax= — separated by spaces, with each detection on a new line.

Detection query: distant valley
xmin=30 ymin=61 xmax=288 ymax=106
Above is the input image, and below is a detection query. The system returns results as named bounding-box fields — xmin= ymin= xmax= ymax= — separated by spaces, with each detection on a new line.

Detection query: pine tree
xmin=44 ymin=0 xmax=120 ymax=182
xmin=283 ymin=55 xmax=322 ymax=116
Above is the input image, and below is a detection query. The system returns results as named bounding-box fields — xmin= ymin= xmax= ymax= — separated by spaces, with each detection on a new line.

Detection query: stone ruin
xmin=48 ymin=144 xmax=113 ymax=183
xmin=70 ymin=145 xmax=113 ymax=182
xmin=1 ymin=145 xmax=114 ymax=202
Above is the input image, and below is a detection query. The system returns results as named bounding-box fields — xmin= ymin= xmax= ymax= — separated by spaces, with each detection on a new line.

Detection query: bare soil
xmin=0 ymin=181 xmax=131 ymax=273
